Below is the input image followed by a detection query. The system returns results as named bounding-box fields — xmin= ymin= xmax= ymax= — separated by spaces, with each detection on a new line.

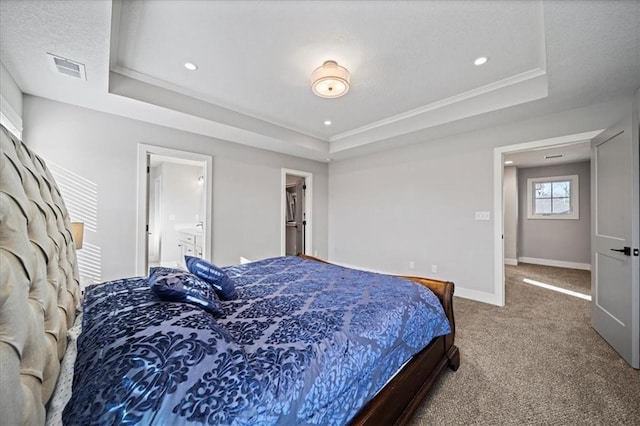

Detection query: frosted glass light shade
xmin=71 ymin=222 xmax=84 ymax=250
xmin=311 ymin=60 xmax=350 ymax=98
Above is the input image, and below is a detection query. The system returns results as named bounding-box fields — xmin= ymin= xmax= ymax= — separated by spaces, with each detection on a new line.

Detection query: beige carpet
xmin=409 ymin=264 xmax=640 ymax=425
xmin=505 ymin=263 xmax=591 ymax=295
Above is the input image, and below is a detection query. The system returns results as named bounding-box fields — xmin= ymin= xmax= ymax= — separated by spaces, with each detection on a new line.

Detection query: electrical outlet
xmin=431 ymin=264 xmax=438 ymax=273
xmin=409 ymin=261 xmax=415 ymax=270
xmin=475 ymin=211 xmax=490 ymax=221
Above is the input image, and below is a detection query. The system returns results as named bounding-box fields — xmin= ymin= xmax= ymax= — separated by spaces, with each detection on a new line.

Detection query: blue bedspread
xmin=63 ymin=256 xmax=450 ymax=425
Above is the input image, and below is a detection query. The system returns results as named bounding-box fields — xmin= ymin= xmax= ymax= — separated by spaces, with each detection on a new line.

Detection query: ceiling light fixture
xmin=504 ymin=160 xmax=514 ymax=165
xmin=474 ymin=56 xmax=488 ymax=66
xmin=184 ymin=62 xmax=198 ymax=71
xmin=311 ymin=60 xmax=350 ymax=98
xmin=324 ymin=120 xmax=332 ymax=126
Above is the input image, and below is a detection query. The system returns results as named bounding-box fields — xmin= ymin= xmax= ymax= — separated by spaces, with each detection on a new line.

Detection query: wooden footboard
xmin=298 ymin=255 xmax=459 ymax=425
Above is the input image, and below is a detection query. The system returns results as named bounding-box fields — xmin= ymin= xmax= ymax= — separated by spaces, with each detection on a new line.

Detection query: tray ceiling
xmin=1 ymin=1 xmax=638 ymax=161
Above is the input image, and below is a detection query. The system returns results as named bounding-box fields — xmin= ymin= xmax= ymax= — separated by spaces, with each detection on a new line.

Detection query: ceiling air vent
xmin=47 ymin=53 xmax=86 ymax=80
xmin=544 ymin=154 xmax=564 ymax=160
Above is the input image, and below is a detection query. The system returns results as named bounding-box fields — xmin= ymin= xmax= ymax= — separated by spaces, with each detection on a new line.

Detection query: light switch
xmin=475 ymin=211 xmax=490 ymax=221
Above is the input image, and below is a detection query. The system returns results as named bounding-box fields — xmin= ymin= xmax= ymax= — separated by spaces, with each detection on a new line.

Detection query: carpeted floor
xmin=505 ymin=263 xmax=591 ymax=295
xmin=409 ymin=264 xmax=640 ymax=425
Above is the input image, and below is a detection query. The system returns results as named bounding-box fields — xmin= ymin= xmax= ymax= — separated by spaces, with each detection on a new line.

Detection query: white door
xmin=298 ymin=179 xmax=306 ymax=255
xmin=591 ymin=121 xmax=639 ymax=368
xmin=148 ymin=175 xmax=162 ymax=262
xmin=144 ymin=154 xmax=151 ymax=273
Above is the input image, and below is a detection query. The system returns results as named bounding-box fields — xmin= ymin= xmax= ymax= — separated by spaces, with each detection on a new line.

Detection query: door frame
xmin=136 ymin=144 xmax=213 ymax=275
xmin=492 ymin=130 xmax=604 ymax=306
xmin=148 ymin=174 xmax=163 ymax=263
xmin=281 ymin=168 xmax=313 ymax=256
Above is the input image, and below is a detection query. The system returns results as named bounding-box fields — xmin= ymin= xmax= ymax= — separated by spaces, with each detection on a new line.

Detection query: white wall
xmin=23 ymin=95 xmax=329 ymax=281
xmin=0 ymin=61 xmax=22 ymax=136
xmin=329 ymin=96 xmax=634 ymax=300
xmin=20 ymin=93 xmax=636 ymax=303
xmin=503 ymin=166 xmax=518 ymax=263
xmin=517 ymin=161 xmax=591 ymax=266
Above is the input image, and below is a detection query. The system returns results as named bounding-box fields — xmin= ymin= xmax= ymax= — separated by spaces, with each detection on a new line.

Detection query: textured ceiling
xmin=114 ymin=0 xmax=543 ymax=138
xmin=0 ymin=0 xmax=638 ymax=161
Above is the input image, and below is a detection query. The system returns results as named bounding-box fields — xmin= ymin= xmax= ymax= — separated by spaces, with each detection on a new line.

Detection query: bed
xmin=0 ymin=124 xmax=459 ymax=425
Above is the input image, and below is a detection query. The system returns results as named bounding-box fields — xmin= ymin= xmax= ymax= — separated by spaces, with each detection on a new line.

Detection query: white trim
xmin=323 ymin=260 xmax=505 ymax=306
xmin=454 ymin=287 xmax=504 ymax=306
xmin=518 ymin=256 xmax=591 ymax=271
xmin=280 ymin=169 xmax=313 ymax=256
xmin=331 ymin=68 xmax=546 ymax=142
xmin=504 ymin=258 xmax=518 ymax=266
xmin=136 ymin=144 xmax=213 ymax=276
xmin=527 ymin=174 xmax=579 ymax=219
xmin=322 ymin=260 xmax=389 ymax=275
xmin=493 ymin=130 xmax=604 ymax=307
xmin=111 ymin=64 xmax=324 ymax=143
xmin=0 ymin=94 xmax=22 ymax=139
xmin=522 ymin=278 xmax=591 ymax=301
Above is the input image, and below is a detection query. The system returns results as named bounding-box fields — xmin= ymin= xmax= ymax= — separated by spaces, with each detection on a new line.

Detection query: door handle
xmin=610 ymin=246 xmax=631 ymax=256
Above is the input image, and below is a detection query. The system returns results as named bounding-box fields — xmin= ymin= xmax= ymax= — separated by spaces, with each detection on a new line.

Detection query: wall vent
xmin=544 ymin=154 xmax=564 ymax=160
xmin=47 ymin=53 xmax=86 ymax=80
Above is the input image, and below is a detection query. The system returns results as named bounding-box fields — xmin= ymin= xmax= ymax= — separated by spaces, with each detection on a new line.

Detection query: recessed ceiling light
xmin=184 ymin=62 xmax=198 ymax=71
xmin=474 ymin=56 xmax=488 ymax=66
xmin=324 ymin=120 xmax=332 ymax=126
xmin=504 ymin=160 xmax=514 ymax=165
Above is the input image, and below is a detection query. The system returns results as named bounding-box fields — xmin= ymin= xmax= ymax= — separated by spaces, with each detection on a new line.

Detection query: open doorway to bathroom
xmin=281 ymin=169 xmax=313 ymax=256
xmin=136 ymin=144 xmax=213 ymax=275
xmin=148 ymin=154 xmax=206 ymax=269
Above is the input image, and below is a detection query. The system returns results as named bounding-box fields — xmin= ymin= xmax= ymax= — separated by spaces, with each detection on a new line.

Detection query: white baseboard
xmin=326 ymin=260 xmax=397 ymax=276
xmin=504 ymin=258 xmax=518 ymax=266
xmin=518 ymin=257 xmax=591 ymax=271
xmin=454 ymin=287 xmax=503 ymax=306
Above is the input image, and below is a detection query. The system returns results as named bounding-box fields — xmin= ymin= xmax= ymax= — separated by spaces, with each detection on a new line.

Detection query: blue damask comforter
xmin=63 ymin=256 xmax=450 ymax=425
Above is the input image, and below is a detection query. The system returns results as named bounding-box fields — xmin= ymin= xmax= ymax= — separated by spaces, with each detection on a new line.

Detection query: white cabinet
xmin=177 ymin=231 xmax=203 ymax=268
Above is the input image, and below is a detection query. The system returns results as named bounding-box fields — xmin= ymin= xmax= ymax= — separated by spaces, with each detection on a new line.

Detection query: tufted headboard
xmin=0 ymin=125 xmax=81 ymax=425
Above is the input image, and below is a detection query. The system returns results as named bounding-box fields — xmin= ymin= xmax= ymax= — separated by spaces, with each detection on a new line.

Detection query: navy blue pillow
xmin=149 ymin=267 xmax=222 ymax=315
xmin=185 ymin=256 xmax=238 ymax=300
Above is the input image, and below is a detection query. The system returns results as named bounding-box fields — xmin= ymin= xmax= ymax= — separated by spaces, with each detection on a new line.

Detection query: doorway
xmin=492 ymin=130 xmax=604 ymax=306
xmin=136 ymin=144 xmax=213 ymax=275
xmin=497 ymin=125 xmax=639 ymax=369
xmin=281 ymin=168 xmax=313 ymax=256
xmin=148 ymin=154 xmax=206 ymax=269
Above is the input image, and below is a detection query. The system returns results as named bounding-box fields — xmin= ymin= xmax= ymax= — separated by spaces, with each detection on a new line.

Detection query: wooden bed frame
xmin=299 ymin=255 xmax=460 ymax=425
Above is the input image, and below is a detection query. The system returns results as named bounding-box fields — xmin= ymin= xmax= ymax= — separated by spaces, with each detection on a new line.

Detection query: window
xmin=527 ymin=175 xmax=579 ymax=219
xmin=0 ymin=108 xmax=22 ymax=140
